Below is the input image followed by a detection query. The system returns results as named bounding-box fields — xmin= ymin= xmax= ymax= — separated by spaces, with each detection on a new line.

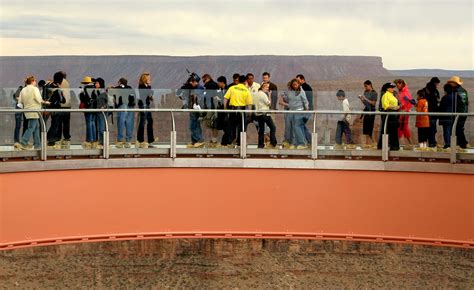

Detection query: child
xmin=415 ymin=89 xmax=429 ymax=149
xmin=335 ymin=90 xmax=354 ymax=148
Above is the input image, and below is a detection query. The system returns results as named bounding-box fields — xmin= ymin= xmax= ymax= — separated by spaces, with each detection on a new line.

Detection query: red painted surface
xmin=1 ymin=168 xmax=473 ymax=250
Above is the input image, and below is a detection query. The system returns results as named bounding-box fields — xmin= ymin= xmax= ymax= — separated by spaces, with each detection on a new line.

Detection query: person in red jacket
xmin=415 ymin=89 xmax=430 ymax=150
xmin=394 ymin=79 xmax=415 ymax=149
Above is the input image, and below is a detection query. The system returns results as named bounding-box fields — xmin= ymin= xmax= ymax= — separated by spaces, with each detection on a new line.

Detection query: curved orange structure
xmin=1 ymin=167 xmax=473 ymax=250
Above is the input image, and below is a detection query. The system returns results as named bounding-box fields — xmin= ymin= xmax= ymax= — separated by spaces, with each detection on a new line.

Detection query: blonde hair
xmin=139 ymin=72 xmax=151 ymax=86
xmin=24 ymin=75 xmax=36 ymax=86
xmin=287 ymin=78 xmax=300 ymax=91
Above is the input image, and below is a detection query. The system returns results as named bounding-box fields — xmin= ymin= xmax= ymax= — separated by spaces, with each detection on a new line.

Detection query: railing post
xmin=38 ymin=112 xmax=47 ymax=161
xmin=240 ymin=111 xmax=246 ymax=159
xmin=311 ymin=112 xmax=318 ymax=160
xmin=170 ymin=111 xmax=177 ymax=159
xmin=450 ymin=115 xmax=460 ymax=164
xmin=382 ymin=113 xmax=389 ymax=162
xmin=102 ymin=111 xmax=109 ymax=159
xmin=324 ymin=114 xmax=330 ymax=145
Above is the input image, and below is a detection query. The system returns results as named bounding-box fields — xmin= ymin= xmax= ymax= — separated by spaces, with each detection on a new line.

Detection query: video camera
xmin=186 ymin=69 xmax=200 ymax=83
xmin=177 ymin=69 xmax=200 ymax=100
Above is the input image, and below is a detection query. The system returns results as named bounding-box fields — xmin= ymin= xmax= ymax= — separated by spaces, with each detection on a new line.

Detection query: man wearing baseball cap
xmin=380 ymin=82 xmax=400 ymax=151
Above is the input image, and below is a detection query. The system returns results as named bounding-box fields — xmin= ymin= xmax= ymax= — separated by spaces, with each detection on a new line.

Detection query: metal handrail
xmin=2 ymin=108 xmax=471 ymax=164
xmin=0 ymin=108 xmax=472 ymax=117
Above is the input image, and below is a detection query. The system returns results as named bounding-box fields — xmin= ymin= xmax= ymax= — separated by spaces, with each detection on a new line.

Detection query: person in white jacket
xmin=253 ymin=83 xmax=277 ymax=148
xmin=17 ymin=76 xmax=50 ymax=150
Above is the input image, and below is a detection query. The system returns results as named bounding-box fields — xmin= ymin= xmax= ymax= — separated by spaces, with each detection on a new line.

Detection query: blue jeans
xmin=117 ymin=109 xmax=135 ymax=142
xmin=189 ymin=112 xmax=203 ymax=143
xmin=284 ymin=112 xmax=293 ymax=143
xmin=14 ymin=112 xmax=26 ymax=143
xmin=290 ymin=113 xmax=307 ymax=146
xmin=96 ymin=113 xmax=106 ymax=144
xmin=443 ymin=122 xmax=453 ymax=148
xmin=302 ymin=114 xmax=312 ymax=144
xmin=85 ymin=112 xmax=97 ymax=142
xmin=21 ymin=118 xmax=40 ymax=148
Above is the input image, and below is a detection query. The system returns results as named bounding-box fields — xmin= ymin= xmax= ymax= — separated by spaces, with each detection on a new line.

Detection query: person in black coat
xmin=439 ymin=84 xmax=455 ymax=148
xmin=423 ymin=77 xmax=441 ymax=147
xmin=46 ymin=72 xmax=66 ymax=147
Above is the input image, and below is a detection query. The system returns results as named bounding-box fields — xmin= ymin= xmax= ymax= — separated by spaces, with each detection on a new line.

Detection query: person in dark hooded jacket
xmin=439 ymin=84 xmax=456 ymax=149
xmin=422 ymin=77 xmax=441 ymax=147
xmin=46 ymin=72 xmax=66 ymax=147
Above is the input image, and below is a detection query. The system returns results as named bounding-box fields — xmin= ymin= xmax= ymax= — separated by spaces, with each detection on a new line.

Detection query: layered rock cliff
xmin=0 ymin=55 xmax=390 ymax=88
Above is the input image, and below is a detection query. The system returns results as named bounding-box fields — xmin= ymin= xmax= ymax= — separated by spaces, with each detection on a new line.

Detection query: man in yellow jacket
xmin=224 ymin=75 xmax=253 ymax=146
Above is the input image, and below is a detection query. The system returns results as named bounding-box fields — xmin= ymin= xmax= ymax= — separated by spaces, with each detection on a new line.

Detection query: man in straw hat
xmin=447 ymin=76 xmax=469 ymax=149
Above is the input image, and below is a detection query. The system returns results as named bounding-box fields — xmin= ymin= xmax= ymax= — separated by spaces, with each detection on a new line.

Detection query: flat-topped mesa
xmin=0 ymin=55 xmax=390 ymax=88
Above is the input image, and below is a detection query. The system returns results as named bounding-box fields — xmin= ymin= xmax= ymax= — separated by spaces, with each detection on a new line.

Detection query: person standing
xmin=112 ymin=78 xmax=135 ymax=148
xmin=280 ymin=79 xmax=309 ymax=149
xmin=202 ymin=74 xmax=220 ymax=146
xmin=380 ymin=83 xmax=400 ymax=151
xmin=58 ymin=71 xmax=72 ymax=148
xmin=228 ymin=73 xmax=240 ymax=88
xmin=296 ymin=74 xmax=314 ymax=144
xmin=335 ymin=90 xmax=353 ymax=148
xmin=79 ymin=76 xmax=96 ymax=149
xmin=358 ymin=80 xmax=378 ymax=147
xmin=180 ymin=76 xmax=205 ymax=147
xmin=447 ymin=76 xmax=469 ymax=149
xmin=46 ymin=72 xmax=66 ymax=148
xmin=246 ymin=73 xmax=260 ymax=93
xmin=415 ymin=89 xmax=430 ymax=150
xmin=223 ymin=75 xmax=253 ymax=146
xmin=16 ymin=76 xmax=50 ymax=150
xmin=262 ymin=72 xmax=278 ymax=110
xmin=423 ymin=77 xmax=441 ymax=148
xmin=246 ymin=73 xmax=261 ymax=133
xmin=439 ymin=84 xmax=456 ymax=149
xmin=93 ymin=77 xmax=107 ymax=148
xmin=253 ymin=83 xmax=277 ymax=148
xmin=12 ymin=84 xmax=25 ymax=148
xmin=394 ymin=79 xmax=415 ymax=149
xmin=137 ymin=72 xmax=158 ymax=148
xmin=216 ymin=76 xmax=233 ymax=146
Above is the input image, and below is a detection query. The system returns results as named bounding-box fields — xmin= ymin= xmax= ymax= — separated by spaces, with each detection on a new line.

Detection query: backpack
xmin=13 ymin=86 xmax=23 ymax=108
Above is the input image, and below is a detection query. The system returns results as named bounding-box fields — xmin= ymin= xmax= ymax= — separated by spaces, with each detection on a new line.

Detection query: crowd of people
xmin=11 ymin=71 xmax=469 ymax=151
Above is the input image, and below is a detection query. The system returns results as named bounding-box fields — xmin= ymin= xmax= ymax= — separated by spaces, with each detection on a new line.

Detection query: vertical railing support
xmin=311 ymin=112 xmax=318 ymax=160
xmin=102 ymin=111 xmax=109 ymax=159
xmin=450 ymin=115 xmax=460 ymax=164
xmin=170 ymin=111 xmax=177 ymax=159
xmin=324 ymin=114 xmax=330 ymax=145
xmin=240 ymin=111 xmax=246 ymax=159
xmin=382 ymin=113 xmax=389 ymax=162
xmin=38 ymin=112 xmax=47 ymax=161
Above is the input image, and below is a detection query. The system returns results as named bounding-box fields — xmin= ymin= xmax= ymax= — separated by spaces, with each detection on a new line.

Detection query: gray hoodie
xmin=287 ymin=89 xmax=308 ymax=111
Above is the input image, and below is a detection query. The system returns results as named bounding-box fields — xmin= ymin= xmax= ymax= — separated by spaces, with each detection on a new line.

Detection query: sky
xmin=0 ymin=0 xmax=473 ymax=70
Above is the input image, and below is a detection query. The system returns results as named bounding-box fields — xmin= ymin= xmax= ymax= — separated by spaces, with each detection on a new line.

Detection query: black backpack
xmin=13 ymin=86 xmax=23 ymax=108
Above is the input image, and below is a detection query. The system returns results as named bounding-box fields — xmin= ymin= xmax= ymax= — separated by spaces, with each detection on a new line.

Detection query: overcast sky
xmin=0 ymin=0 xmax=472 ymax=69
